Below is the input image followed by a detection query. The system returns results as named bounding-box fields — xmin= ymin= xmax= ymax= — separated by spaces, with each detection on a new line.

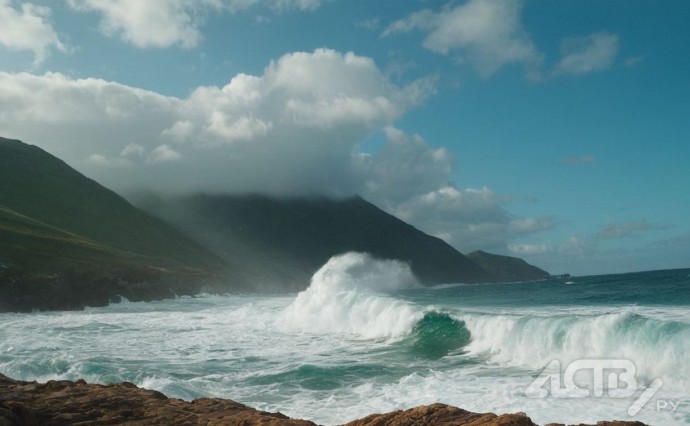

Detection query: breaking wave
xmin=278 ymin=252 xmax=422 ymax=339
xmin=461 ymin=309 xmax=690 ymax=390
xmin=402 ymin=311 xmax=472 ymax=360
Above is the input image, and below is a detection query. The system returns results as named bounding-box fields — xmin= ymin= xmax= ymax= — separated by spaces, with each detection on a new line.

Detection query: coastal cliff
xmin=0 ymin=374 xmax=648 ymax=426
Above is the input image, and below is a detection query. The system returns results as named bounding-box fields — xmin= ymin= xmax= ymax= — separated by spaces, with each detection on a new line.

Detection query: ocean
xmin=1 ymin=252 xmax=689 ymax=425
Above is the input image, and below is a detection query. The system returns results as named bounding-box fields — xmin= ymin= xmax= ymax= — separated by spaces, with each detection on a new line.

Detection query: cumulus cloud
xmin=67 ymin=0 xmax=329 ymax=48
xmin=0 ymin=47 xmax=552 ymax=255
xmin=67 ymin=0 xmax=219 ymax=48
xmin=553 ymin=32 xmax=619 ymax=76
xmin=354 ymin=126 xmax=452 ymax=207
xmin=149 ymin=144 xmax=183 ymax=163
xmin=0 ymin=48 xmax=432 ymax=196
xmin=350 ymin=127 xmax=554 ymax=252
xmin=383 ymin=0 xmax=541 ymax=78
xmin=383 ymin=1 xmax=622 ymax=80
xmin=391 ymin=186 xmax=553 ymax=253
xmin=0 ymin=0 xmax=67 ymax=64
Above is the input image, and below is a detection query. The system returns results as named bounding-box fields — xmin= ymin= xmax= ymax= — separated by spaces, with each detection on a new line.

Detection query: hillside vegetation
xmin=0 ymin=137 xmax=231 ymax=311
xmin=0 ymin=137 xmax=223 ymax=273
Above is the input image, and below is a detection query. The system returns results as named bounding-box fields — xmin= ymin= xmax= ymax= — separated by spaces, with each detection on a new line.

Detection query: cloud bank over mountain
xmin=0 ymin=47 xmax=549 ymax=253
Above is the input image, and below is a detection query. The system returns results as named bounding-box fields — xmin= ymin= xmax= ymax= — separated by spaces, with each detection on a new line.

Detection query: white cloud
xmin=67 ymin=0 xmax=218 ymax=48
xmin=67 ymin=0 xmax=329 ymax=49
xmin=384 ymin=1 xmax=623 ymax=81
xmin=0 ymin=49 xmax=433 ymax=196
xmin=148 ymin=144 xmax=182 ymax=163
xmin=0 ymin=48 xmax=552 ymax=255
xmin=205 ymin=113 xmax=272 ymax=143
xmin=120 ymin=142 xmax=145 ymax=159
xmin=390 ymin=185 xmax=552 ymax=253
xmin=349 ymin=127 xmax=552 ymax=253
xmin=553 ymin=32 xmax=619 ymax=76
xmin=161 ymin=120 xmax=195 ymax=143
xmin=383 ymin=0 xmax=541 ymax=78
xmin=355 ymin=126 xmax=454 ymax=207
xmin=508 ymin=243 xmax=549 ymax=256
xmin=0 ymin=0 xmax=66 ymax=64
xmin=382 ymin=9 xmax=436 ymax=36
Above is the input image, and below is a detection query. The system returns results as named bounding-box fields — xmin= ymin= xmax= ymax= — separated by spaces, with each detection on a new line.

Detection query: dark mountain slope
xmin=467 ymin=250 xmax=550 ymax=282
xmin=0 ymin=137 xmax=221 ymax=271
xmin=141 ymin=194 xmax=494 ymax=290
xmin=0 ymin=137 xmax=232 ymax=311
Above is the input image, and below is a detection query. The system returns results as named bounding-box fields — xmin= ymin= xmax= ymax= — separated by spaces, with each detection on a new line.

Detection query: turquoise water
xmin=1 ymin=253 xmax=689 ymax=425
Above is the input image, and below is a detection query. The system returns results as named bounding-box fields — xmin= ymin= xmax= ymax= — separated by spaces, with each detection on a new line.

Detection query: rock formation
xmin=0 ymin=374 xmax=649 ymax=426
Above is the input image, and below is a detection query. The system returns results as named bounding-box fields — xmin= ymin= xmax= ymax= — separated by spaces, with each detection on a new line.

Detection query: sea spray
xmin=461 ymin=309 xmax=690 ymax=390
xmin=278 ymin=252 xmax=423 ymax=339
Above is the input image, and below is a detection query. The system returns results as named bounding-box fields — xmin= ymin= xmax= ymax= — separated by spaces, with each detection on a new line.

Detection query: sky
xmin=1 ymin=0 xmax=689 ymax=276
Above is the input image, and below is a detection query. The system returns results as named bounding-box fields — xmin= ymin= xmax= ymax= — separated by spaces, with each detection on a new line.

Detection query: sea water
xmin=1 ymin=252 xmax=689 ymax=425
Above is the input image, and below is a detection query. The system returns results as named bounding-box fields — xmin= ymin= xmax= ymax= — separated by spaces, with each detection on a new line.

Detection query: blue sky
xmin=1 ymin=0 xmax=689 ymax=276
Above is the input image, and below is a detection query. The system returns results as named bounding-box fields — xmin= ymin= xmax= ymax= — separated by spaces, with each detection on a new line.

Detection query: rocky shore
xmin=0 ymin=268 xmax=237 ymax=313
xmin=0 ymin=374 xmax=648 ymax=426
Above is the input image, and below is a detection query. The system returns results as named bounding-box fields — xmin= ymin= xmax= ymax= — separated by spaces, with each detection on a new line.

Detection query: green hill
xmin=467 ymin=250 xmax=550 ymax=282
xmin=0 ymin=137 xmax=231 ymax=311
xmin=139 ymin=194 xmax=496 ymax=291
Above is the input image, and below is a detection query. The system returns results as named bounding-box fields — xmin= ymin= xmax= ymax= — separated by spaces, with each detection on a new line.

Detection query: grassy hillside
xmin=0 ymin=137 xmax=223 ymax=274
xmin=0 ymin=205 xmax=144 ymax=273
xmin=0 ymin=137 xmax=235 ymax=311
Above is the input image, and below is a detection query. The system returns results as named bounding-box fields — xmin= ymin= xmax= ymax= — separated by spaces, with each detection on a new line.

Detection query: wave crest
xmin=462 ymin=310 xmax=690 ymax=389
xmin=403 ymin=311 xmax=472 ymax=360
xmin=278 ymin=252 xmax=421 ymax=339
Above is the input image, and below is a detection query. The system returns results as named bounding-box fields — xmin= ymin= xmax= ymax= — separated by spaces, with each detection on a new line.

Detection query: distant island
xmin=0 ymin=137 xmax=549 ymax=312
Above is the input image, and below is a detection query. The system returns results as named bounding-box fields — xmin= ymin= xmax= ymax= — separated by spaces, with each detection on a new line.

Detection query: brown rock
xmin=0 ymin=374 xmax=313 ymax=426
xmin=0 ymin=374 xmax=649 ymax=426
xmin=342 ymin=403 xmax=537 ymax=426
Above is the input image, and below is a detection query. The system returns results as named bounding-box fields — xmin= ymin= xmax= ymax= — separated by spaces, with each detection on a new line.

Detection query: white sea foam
xmin=278 ymin=252 xmax=423 ymax=339
xmin=1 ymin=266 xmax=689 ymax=426
xmin=461 ymin=309 xmax=690 ymax=391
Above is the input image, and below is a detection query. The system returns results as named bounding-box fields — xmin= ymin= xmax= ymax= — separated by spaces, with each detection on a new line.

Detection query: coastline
xmin=0 ymin=374 xmax=648 ymax=426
